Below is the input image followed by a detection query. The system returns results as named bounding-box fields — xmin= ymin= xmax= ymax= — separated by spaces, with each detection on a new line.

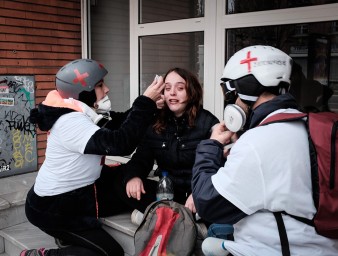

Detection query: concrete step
xmin=0 ymin=214 xmax=138 ymax=256
xmin=100 ymin=212 xmax=137 ymax=256
xmin=0 ymin=205 xmax=27 ymax=232
xmin=0 ymin=172 xmax=37 ymax=231
xmin=0 ymin=221 xmax=57 ymax=256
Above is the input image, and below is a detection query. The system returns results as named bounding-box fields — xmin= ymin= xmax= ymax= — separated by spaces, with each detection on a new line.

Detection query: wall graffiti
xmin=0 ymin=76 xmax=37 ymax=178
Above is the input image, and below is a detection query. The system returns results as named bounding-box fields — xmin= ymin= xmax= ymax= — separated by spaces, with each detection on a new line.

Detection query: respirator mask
xmin=223 ymin=104 xmax=247 ymax=132
xmin=221 ymin=82 xmax=248 ymax=132
xmin=95 ymin=95 xmax=111 ymax=114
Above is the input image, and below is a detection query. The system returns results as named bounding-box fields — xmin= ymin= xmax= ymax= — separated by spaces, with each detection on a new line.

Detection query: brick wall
xmin=0 ymin=0 xmax=82 ymax=168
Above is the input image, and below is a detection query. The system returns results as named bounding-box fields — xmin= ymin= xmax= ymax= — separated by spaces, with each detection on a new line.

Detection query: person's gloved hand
xmin=65 ymin=98 xmax=104 ymax=124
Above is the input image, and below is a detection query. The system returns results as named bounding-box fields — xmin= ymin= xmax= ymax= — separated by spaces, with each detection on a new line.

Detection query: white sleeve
xmin=211 ymin=139 xmax=265 ymax=215
xmin=52 ymin=112 xmax=100 ymax=154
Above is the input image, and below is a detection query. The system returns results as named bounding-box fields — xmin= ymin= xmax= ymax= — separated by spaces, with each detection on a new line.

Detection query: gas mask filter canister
xmin=223 ymin=104 xmax=246 ymax=132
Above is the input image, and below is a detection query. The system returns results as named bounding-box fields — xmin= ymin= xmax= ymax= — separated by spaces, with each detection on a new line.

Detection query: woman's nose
xmin=170 ymin=87 xmax=176 ymax=95
xmin=103 ymin=83 xmax=109 ymax=94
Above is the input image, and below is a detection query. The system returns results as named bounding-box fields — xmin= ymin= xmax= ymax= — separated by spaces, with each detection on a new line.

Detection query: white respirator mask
xmin=95 ymin=95 xmax=111 ymax=114
xmin=223 ymin=104 xmax=247 ymax=132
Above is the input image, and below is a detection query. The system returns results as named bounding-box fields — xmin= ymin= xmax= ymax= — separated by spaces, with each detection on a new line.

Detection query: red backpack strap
xmin=260 ymin=112 xmax=307 ymax=126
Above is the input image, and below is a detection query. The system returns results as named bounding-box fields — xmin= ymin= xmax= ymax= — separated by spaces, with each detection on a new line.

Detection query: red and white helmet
xmin=56 ymin=59 xmax=108 ymax=99
xmin=221 ymin=45 xmax=293 ymax=103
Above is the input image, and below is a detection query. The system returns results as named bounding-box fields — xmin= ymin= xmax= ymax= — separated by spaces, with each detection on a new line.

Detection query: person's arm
xmin=97 ymin=108 xmax=132 ymax=130
xmin=84 ymin=95 xmax=157 ymax=156
xmin=120 ymin=138 xmax=156 ymax=184
xmin=120 ymin=138 xmax=157 ymax=200
xmin=95 ymin=74 xmax=165 ymax=130
xmin=192 ymin=138 xmax=247 ymax=224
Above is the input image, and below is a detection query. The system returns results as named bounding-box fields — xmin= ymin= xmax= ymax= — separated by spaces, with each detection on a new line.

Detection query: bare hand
xmin=156 ymin=95 xmax=165 ymax=109
xmin=210 ymin=121 xmax=234 ymax=145
xmin=223 ymin=133 xmax=239 ymax=157
xmin=126 ymin=177 xmax=145 ymax=200
xmin=143 ymin=76 xmax=165 ymax=102
xmin=185 ymin=194 xmax=196 ymax=213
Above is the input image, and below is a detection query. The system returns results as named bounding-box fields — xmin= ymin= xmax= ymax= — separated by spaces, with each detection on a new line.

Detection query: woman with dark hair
xmin=114 ymin=67 xmax=219 ymax=215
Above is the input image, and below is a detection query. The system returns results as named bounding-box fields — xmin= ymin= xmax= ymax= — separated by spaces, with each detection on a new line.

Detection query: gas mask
xmin=95 ymin=95 xmax=111 ymax=114
xmin=223 ymin=104 xmax=247 ymax=132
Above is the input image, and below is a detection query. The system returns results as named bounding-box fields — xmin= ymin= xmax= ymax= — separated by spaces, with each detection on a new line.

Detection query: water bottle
xmin=156 ymin=171 xmax=174 ymax=201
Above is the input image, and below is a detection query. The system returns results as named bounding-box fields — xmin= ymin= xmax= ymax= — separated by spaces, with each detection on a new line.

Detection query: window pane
xmin=91 ymin=0 xmax=130 ymax=111
xmin=227 ymin=0 xmax=336 ymax=14
xmin=140 ymin=0 xmax=204 ymax=24
xmin=225 ymin=21 xmax=338 ymax=112
xmin=140 ymin=32 xmax=204 ymax=93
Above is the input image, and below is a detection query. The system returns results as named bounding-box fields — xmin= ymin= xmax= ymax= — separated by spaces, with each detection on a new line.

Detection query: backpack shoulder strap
xmin=273 ymin=212 xmax=290 ymax=256
xmin=260 ymin=112 xmax=307 ymax=126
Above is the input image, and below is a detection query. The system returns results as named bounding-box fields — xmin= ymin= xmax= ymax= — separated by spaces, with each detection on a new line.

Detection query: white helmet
xmin=221 ymin=45 xmax=293 ymax=103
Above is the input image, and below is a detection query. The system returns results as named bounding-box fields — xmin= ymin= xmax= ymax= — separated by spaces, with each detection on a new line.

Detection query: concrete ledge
xmin=100 ymin=212 xmax=137 ymax=237
xmin=0 ymin=222 xmax=57 ymax=256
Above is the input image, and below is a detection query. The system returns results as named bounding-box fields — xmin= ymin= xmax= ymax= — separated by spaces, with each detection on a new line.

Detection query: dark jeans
xmin=25 ymin=165 xmax=126 ymax=256
xmin=207 ymin=223 xmax=234 ymax=240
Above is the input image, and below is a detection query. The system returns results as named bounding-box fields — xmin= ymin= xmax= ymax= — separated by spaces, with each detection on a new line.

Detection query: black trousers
xmin=25 ymin=165 xmax=126 ymax=256
xmin=44 ymin=228 xmax=123 ymax=256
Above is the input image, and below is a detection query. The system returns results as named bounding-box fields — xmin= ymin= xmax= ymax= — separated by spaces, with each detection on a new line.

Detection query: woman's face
xmin=94 ymin=80 xmax=109 ymax=103
xmin=164 ymin=71 xmax=188 ymax=117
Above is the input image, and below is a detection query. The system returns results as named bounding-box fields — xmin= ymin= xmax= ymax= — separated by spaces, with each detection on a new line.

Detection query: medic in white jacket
xmin=192 ymin=46 xmax=338 ymax=256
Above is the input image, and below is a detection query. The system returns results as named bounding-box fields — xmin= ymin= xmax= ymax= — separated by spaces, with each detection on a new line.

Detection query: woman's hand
xmin=156 ymin=94 xmax=165 ymax=109
xmin=143 ymin=76 xmax=165 ymax=102
xmin=185 ymin=194 xmax=196 ymax=213
xmin=126 ymin=177 xmax=146 ymax=200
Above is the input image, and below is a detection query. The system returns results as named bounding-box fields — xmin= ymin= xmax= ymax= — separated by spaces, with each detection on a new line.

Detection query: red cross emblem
xmin=240 ymin=51 xmax=257 ymax=73
xmin=73 ymin=69 xmax=89 ymax=86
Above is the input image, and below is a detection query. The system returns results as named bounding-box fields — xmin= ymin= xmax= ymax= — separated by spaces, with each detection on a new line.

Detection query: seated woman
xmin=113 ymin=67 xmax=219 ymax=219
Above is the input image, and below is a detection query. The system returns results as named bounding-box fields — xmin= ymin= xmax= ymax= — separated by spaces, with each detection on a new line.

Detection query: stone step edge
xmin=0 ymin=213 xmax=137 ymax=251
xmin=0 ymin=221 xmax=57 ymax=251
xmin=100 ymin=212 xmax=137 ymax=237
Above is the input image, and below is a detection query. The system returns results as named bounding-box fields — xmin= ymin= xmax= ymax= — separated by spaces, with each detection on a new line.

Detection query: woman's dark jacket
xmin=120 ymin=109 xmax=219 ymax=193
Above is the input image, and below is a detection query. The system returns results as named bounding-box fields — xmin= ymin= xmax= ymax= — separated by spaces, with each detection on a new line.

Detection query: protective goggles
xmin=220 ymin=81 xmax=237 ymax=105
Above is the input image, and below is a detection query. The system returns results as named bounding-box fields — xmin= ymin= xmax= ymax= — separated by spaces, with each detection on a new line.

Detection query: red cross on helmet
xmin=221 ymin=45 xmax=293 ymax=104
xmin=56 ymin=59 xmax=108 ymax=99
